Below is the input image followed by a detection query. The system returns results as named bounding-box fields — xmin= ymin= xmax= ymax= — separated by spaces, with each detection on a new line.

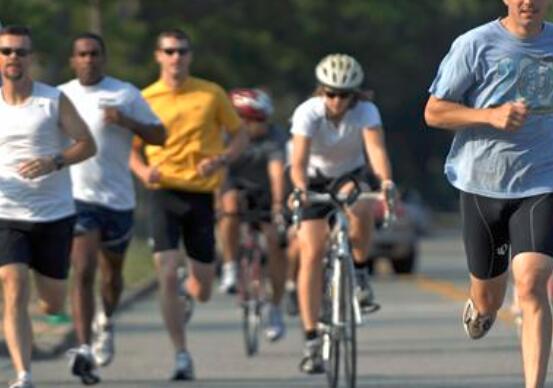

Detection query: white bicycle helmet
xmin=315 ymin=54 xmax=364 ymax=90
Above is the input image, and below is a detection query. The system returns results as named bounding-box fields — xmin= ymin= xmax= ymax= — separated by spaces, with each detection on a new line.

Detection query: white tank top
xmin=0 ymin=82 xmax=75 ymax=221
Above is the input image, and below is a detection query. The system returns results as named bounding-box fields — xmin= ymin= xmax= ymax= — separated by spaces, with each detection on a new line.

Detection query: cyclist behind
xmin=218 ymin=88 xmax=287 ymax=341
xmin=290 ymin=53 xmax=394 ymax=374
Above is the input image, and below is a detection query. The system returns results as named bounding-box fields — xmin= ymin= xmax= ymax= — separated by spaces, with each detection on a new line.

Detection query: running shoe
xmin=463 ymin=298 xmax=496 ymax=340
xmin=171 ymin=351 xmax=195 ymax=381
xmin=8 ymin=379 xmax=34 ymax=388
xmin=265 ymin=304 xmax=286 ymax=342
xmin=67 ymin=345 xmax=101 ymax=385
xmin=92 ymin=314 xmax=115 ymax=367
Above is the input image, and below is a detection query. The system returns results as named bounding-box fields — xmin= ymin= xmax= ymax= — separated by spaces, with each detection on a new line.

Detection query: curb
xmin=0 ymin=278 xmax=158 ymax=360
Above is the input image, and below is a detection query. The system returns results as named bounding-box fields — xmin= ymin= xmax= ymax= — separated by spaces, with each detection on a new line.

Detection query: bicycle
xmin=292 ymin=177 xmax=395 ymax=388
xmin=232 ymin=186 xmax=287 ymax=357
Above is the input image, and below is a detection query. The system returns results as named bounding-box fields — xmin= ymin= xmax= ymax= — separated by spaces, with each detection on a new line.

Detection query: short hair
xmin=72 ymin=32 xmax=106 ymax=55
xmin=0 ymin=25 xmax=32 ymax=40
xmin=156 ymin=28 xmax=191 ymax=48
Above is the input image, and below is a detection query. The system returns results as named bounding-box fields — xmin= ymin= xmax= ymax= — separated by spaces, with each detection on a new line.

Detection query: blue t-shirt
xmin=429 ymin=19 xmax=553 ymax=198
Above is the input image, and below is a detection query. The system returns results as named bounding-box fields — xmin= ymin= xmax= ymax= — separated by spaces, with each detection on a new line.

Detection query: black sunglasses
xmin=159 ymin=47 xmax=190 ymax=56
xmin=324 ymin=90 xmax=353 ymax=99
xmin=0 ymin=47 xmax=31 ymax=57
xmin=76 ymin=50 xmax=101 ymax=58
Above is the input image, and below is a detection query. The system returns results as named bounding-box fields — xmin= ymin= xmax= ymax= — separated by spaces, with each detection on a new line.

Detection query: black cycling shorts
xmin=460 ymin=191 xmax=553 ymax=279
xmin=0 ymin=216 xmax=76 ymax=279
xmin=294 ymin=167 xmax=379 ymax=221
xmin=149 ymin=189 xmax=215 ymax=263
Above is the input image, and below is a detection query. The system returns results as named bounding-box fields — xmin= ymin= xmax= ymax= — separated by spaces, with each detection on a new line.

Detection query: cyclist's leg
xmin=510 ymin=193 xmax=553 ymax=388
xmin=0 ymin=263 xmax=32 ymax=378
xmin=297 ymin=219 xmax=328 ymax=333
xmin=346 ymin=196 xmax=374 ymax=264
xmin=218 ymin=189 xmax=240 ymax=293
xmin=261 ymin=222 xmax=287 ymax=305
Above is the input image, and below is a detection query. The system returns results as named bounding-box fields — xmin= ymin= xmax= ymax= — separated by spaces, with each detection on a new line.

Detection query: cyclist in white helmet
xmin=218 ymin=88 xmax=288 ymax=341
xmin=290 ymin=53 xmax=395 ymax=374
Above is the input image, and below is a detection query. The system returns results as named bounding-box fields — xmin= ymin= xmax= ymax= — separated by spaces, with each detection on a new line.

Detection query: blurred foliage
xmin=2 ymin=0 xmax=545 ymax=209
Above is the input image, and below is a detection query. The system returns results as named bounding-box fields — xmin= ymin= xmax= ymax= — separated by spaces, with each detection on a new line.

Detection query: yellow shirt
xmin=142 ymin=76 xmax=241 ymax=192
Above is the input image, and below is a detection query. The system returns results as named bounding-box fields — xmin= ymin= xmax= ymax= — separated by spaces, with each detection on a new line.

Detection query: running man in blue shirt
xmin=425 ymin=1 xmax=553 ymax=386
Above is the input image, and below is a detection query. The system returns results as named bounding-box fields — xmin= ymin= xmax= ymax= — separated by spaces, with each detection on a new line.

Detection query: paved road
xmin=1 ymin=230 xmax=548 ymax=387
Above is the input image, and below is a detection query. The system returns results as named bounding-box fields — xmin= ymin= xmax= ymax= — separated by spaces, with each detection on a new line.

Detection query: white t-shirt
xmin=290 ymin=97 xmax=382 ymax=177
xmin=0 ymin=82 xmax=74 ymax=221
xmin=59 ymin=76 xmax=161 ymax=210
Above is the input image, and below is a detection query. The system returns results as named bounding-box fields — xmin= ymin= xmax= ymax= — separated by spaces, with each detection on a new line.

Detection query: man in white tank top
xmin=0 ymin=25 xmax=96 ymax=388
xmin=58 ymin=33 xmax=165 ymax=386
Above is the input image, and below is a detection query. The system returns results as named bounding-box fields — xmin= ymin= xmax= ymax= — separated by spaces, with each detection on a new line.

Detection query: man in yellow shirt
xmin=130 ymin=28 xmax=247 ymax=381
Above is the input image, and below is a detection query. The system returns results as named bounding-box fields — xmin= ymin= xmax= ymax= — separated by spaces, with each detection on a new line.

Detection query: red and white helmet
xmin=229 ymin=88 xmax=274 ymax=121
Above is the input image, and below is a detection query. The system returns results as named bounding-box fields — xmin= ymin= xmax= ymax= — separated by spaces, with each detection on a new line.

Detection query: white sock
xmin=285 ymin=280 xmax=296 ymax=291
xmin=223 ymin=261 xmax=237 ymax=272
xmin=17 ymin=371 xmax=31 ymax=382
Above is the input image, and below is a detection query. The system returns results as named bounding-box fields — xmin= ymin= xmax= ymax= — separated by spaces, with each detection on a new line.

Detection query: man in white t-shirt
xmin=0 ymin=25 xmax=96 ymax=388
xmin=59 ymin=32 xmax=165 ymax=385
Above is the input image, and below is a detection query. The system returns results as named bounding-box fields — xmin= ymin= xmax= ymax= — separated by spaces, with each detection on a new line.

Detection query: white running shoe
xmin=8 ymin=379 xmax=34 ymax=388
xmin=219 ymin=262 xmax=238 ymax=294
xmin=92 ymin=314 xmax=115 ymax=367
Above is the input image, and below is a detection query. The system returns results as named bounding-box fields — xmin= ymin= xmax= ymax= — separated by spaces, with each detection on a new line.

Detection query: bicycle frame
xmin=329 ymin=210 xmax=363 ymax=327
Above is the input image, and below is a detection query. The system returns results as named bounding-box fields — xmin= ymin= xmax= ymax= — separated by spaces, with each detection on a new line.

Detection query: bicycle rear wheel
xmin=341 ymin=258 xmax=357 ymax=388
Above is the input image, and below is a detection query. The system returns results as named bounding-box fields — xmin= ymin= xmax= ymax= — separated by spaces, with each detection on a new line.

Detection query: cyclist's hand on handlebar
xmin=381 ymin=180 xmax=397 ymax=228
xmin=287 ymin=187 xmax=308 ymax=209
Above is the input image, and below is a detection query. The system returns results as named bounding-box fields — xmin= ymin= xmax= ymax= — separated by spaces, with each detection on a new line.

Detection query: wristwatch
xmin=52 ymin=153 xmax=65 ymax=170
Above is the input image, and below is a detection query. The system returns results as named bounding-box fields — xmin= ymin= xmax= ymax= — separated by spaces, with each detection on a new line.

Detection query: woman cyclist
xmin=290 ymin=53 xmax=395 ymax=374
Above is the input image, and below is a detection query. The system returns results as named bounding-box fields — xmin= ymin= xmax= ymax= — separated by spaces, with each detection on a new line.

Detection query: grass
xmin=122 ymin=237 xmax=156 ymax=289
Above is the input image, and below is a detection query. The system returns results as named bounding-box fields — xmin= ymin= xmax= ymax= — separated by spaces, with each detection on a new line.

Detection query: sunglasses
xmin=75 ymin=50 xmax=101 ymax=58
xmin=0 ymin=47 xmax=31 ymax=57
xmin=159 ymin=47 xmax=190 ymax=56
xmin=324 ymin=90 xmax=353 ymax=99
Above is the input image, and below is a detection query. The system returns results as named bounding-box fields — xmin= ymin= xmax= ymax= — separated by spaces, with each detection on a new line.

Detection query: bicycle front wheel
xmin=341 ymin=258 xmax=357 ymax=388
xmin=242 ymin=299 xmax=261 ymax=356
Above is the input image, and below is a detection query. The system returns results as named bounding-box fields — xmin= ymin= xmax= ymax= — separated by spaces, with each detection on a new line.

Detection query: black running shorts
xmin=0 ymin=216 xmax=76 ymax=279
xmin=460 ymin=191 xmax=553 ymax=279
xmin=148 ymin=189 xmax=215 ymax=263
